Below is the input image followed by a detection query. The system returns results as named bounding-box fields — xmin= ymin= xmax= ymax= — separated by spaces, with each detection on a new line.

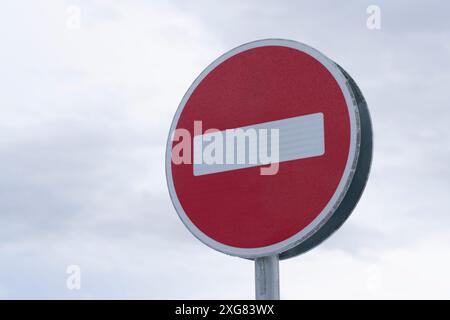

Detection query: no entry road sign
xmin=166 ymin=39 xmax=372 ymax=260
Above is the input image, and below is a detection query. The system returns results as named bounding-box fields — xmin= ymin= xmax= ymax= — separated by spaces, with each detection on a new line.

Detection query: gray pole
xmin=255 ymin=255 xmax=280 ymax=300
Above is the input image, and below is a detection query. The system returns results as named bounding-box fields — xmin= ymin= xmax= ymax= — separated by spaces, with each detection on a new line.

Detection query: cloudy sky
xmin=0 ymin=0 xmax=449 ymax=299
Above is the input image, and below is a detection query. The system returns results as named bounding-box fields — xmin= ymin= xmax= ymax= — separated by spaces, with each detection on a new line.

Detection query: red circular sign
xmin=166 ymin=39 xmax=365 ymax=258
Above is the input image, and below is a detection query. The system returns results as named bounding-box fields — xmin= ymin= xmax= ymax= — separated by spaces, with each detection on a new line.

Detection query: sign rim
xmin=166 ymin=39 xmax=360 ymax=258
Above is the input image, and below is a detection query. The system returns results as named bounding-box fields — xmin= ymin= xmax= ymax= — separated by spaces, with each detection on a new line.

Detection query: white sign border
xmin=165 ymin=39 xmax=360 ymax=259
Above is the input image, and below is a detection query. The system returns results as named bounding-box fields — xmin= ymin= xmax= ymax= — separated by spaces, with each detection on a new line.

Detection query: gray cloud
xmin=0 ymin=0 xmax=450 ymax=298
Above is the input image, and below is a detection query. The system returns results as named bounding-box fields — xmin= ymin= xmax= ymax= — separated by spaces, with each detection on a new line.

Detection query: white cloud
xmin=283 ymin=231 xmax=450 ymax=299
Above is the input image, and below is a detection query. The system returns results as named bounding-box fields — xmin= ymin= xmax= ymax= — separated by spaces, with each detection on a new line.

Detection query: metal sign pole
xmin=255 ymin=255 xmax=280 ymax=300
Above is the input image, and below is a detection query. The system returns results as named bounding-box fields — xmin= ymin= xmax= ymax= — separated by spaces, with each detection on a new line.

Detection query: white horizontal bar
xmin=193 ymin=112 xmax=324 ymax=176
